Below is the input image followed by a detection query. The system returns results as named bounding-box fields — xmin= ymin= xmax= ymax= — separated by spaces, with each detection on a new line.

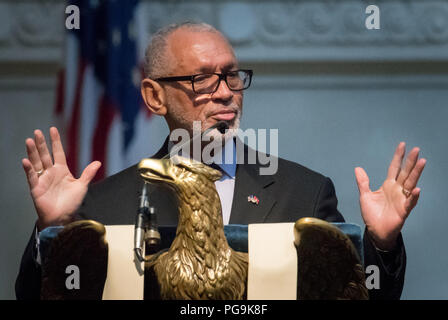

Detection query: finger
xmin=403 ymin=158 xmax=426 ymax=191
xmin=26 ymin=138 xmax=44 ymax=172
xmin=355 ymin=167 xmax=371 ymax=195
xmin=79 ymin=161 xmax=101 ymax=184
xmin=50 ymin=127 xmax=67 ymax=166
xmin=387 ymin=142 xmax=405 ymax=180
xmin=404 ymin=187 xmax=421 ymax=215
xmin=34 ymin=130 xmax=53 ymax=170
xmin=22 ymin=158 xmax=38 ymax=189
xmin=397 ymin=147 xmax=420 ymax=185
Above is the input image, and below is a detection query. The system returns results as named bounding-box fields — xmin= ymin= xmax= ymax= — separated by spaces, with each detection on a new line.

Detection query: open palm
xmin=22 ymin=128 xmax=101 ymax=230
xmin=355 ymin=142 xmax=426 ymax=250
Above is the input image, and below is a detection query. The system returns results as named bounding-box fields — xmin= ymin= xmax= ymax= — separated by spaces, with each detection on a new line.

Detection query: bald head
xmin=144 ymin=22 xmax=233 ymax=79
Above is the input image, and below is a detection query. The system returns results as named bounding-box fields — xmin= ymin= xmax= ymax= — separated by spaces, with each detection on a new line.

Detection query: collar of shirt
xmin=167 ymin=137 xmax=237 ymax=180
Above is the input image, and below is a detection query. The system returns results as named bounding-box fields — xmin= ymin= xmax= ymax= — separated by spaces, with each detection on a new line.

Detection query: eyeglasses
xmin=154 ymin=69 xmax=253 ymax=94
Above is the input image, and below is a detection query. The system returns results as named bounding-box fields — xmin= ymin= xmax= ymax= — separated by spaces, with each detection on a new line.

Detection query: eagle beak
xmin=138 ymin=158 xmax=174 ymax=184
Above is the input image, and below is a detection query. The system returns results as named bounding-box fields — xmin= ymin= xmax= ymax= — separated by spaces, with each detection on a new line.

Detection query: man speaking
xmin=16 ymin=22 xmax=426 ymax=300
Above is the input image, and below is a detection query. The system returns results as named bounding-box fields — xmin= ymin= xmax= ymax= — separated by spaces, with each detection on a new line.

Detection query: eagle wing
xmin=294 ymin=218 xmax=368 ymax=300
xmin=41 ymin=220 xmax=108 ymax=300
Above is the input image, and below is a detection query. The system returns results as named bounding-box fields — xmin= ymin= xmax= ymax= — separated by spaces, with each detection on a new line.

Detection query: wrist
xmin=36 ymin=219 xmax=47 ymax=232
xmin=367 ymin=228 xmax=398 ymax=251
xmin=36 ymin=216 xmax=73 ymax=232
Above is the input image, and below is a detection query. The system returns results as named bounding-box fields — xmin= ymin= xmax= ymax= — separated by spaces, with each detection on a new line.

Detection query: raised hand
xmin=22 ymin=127 xmax=101 ymax=231
xmin=355 ymin=142 xmax=426 ymax=250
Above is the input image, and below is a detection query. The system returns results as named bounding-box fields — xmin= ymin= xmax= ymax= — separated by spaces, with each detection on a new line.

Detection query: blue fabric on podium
xmin=39 ymin=223 xmax=363 ymax=263
xmin=156 ymin=223 xmax=363 ymax=262
xmin=333 ymin=223 xmax=364 ymax=263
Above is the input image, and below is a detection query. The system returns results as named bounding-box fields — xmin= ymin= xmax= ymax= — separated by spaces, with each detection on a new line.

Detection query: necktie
xmin=207 ymin=163 xmax=233 ymax=225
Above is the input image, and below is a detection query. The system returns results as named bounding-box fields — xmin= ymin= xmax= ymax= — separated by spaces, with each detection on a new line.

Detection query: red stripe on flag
xmin=67 ymin=60 xmax=87 ymax=176
xmin=92 ymin=96 xmax=118 ymax=182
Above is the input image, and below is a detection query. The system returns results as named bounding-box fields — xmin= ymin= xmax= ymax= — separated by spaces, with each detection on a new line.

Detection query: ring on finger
xmin=36 ymin=169 xmax=44 ymax=177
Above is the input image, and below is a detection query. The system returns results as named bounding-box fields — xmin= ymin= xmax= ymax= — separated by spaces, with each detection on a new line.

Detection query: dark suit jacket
xmin=16 ymin=140 xmax=406 ymax=300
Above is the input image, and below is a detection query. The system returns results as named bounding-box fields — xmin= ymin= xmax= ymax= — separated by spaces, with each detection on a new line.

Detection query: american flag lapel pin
xmin=247 ymin=195 xmax=260 ymax=205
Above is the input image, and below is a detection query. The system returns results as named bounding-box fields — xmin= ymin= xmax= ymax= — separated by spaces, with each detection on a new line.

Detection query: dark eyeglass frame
xmin=154 ymin=69 xmax=253 ymax=94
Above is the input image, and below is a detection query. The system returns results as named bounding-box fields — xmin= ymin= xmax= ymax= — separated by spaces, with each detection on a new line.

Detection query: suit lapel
xmin=229 ymin=144 xmax=276 ymax=224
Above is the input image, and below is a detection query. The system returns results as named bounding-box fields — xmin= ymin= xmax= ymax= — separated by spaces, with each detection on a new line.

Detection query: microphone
xmin=216 ymin=121 xmax=229 ymax=134
xmin=145 ymin=204 xmax=161 ymax=254
xmin=134 ymin=182 xmax=160 ymax=262
xmin=134 ymin=183 xmax=149 ymax=262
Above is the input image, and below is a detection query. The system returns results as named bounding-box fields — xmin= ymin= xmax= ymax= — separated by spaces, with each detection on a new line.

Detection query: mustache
xmin=206 ymin=104 xmax=241 ymax=117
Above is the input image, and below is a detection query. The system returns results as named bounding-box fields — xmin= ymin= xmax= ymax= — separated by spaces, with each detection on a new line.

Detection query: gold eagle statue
xmin=138 ymin=156 xmax=248 ymax=300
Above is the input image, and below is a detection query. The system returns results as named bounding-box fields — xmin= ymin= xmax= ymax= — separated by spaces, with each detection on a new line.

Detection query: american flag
xmin=55 ymin=0 xmax=161 ymax=181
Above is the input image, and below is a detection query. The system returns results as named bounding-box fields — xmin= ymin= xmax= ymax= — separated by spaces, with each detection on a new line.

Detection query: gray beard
xmin=167 ymin=101 xmax=242 ymax=143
